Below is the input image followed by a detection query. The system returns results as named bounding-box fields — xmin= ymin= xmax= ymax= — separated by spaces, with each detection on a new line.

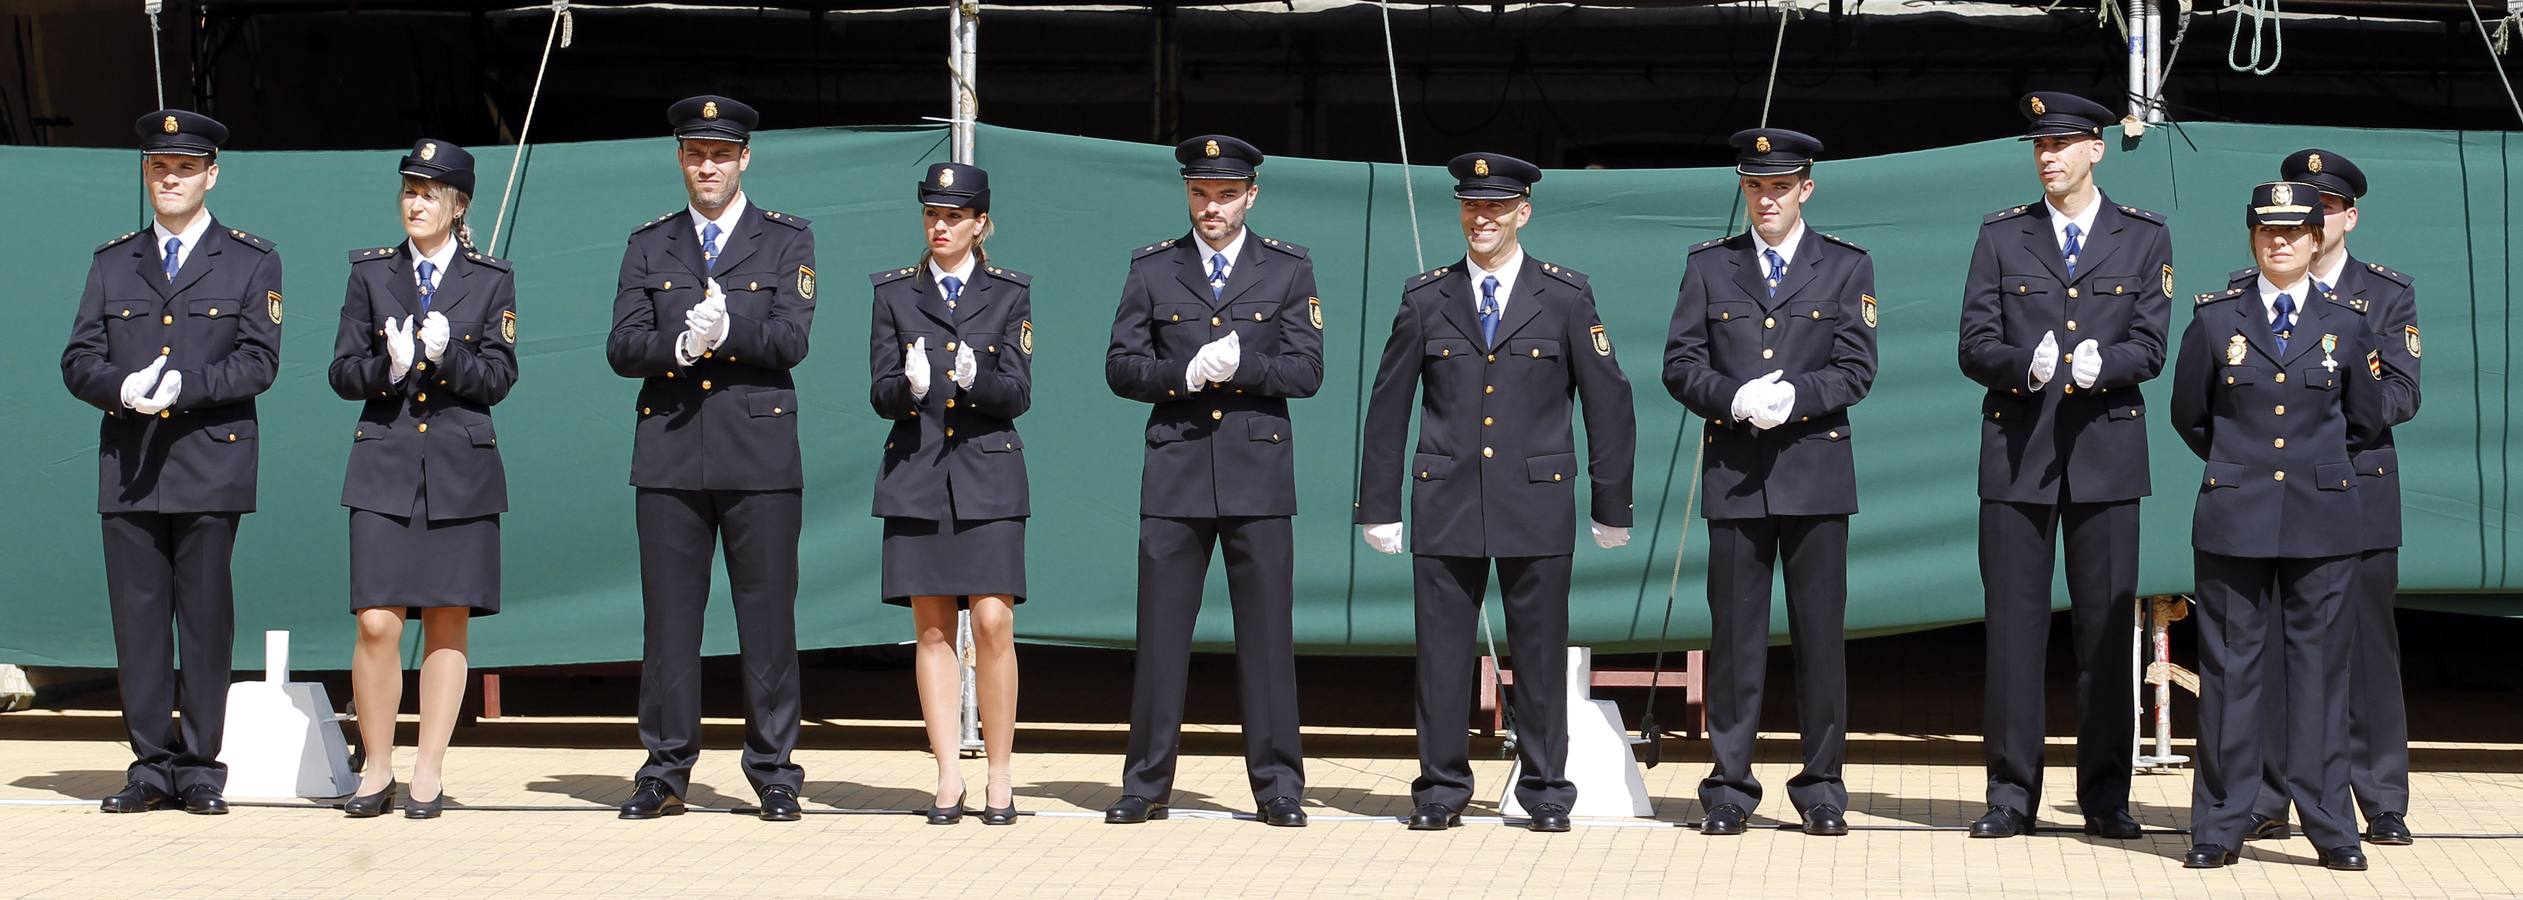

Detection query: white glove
xmin=1753 ymin=379 xmax=1796 ymax=430
xmin=384 ymin=315 xmax=416 ymax=384
xmin=1590 ymin=521 xmax=1630 ymax=549
xmin=953 ymin=341 xmax=978 ymax=390
xmin=700 ymin=281 xmax=732 ymax=349
xmin=419 ymin=311 xmax=450 ymax=364
xmin=1210 ymin=331 xmax=1242 ymax=383
xmin=2029 ymin=330 xmax=2059 ymax=387
xmin=2072 ymin=338 xmax=2101 ymax=389
xmin=904 ymin=337 xmax=932 ymax=401
xmin=1732 ymin=370 xmax=1783 ymax=423
xmin=1363 ymin=522 xmax=1405 ymax=555
xmin=130 ymin=370 xmax=182 ymax=417
xmin=120 ymin=356 xmax=168 ymax=410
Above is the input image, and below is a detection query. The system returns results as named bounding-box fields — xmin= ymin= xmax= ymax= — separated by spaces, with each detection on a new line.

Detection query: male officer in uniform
xmin=61 ymin=110 xmax=283 ymax=816
xmin=1356 ymin=153 xmax=1636 ymax=833
xmin=606 ymin=95 xmax=818 ymax=822
xmin=1661 ymin=128 xmax=1875 ymax=838
xmin=1105 ymin=135 xmax=1324 ymax=827
xmin=1957 ymin=92 xmax=2170 ymax=840
xmin=2244 ymin=149 xmax=2422 ymax=847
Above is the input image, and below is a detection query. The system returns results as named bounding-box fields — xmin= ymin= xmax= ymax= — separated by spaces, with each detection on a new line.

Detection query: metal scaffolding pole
xmin=949 ymin=0 xmax=980 ymax=164
xmin=2128 ymin=0 xmax=2166 ymax=123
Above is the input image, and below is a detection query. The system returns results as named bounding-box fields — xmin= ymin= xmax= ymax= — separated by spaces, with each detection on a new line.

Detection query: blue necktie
xmin=2062 ymin=223 xmax=2083 ymax=280
xmin=1208 ymin=254 xmax=1229 ymax=301
xmin=1763 ymin=249 xmax=1785 ymax=299
xmin=416 ymin=260 xmax=437 ymax=313
xmin=701 ymin=221 xmax=722 ymax=275
xmin=1478 ymin=275 xmax=1501 ymax=348
xmin=162 ymin=237 xmax=182 ymax=282
xmin=941 ymin=275 xmax=963 ymax=311
xmin=2273 ymin=293 xmax=2296 ymax=355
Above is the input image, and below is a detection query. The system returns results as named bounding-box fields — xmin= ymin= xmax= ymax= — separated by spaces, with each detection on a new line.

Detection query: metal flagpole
xmin=951 ymin=0 xmax=985 ymax=755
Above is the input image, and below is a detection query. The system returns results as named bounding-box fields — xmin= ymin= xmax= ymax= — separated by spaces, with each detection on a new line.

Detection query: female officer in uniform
xmin=2171 ymin=181 xmax=2383 ymax=871
xmin=326 ymin=140 xmax=520 ymax=819
xmin=867 ymin=162 xmax=1032 ymax=826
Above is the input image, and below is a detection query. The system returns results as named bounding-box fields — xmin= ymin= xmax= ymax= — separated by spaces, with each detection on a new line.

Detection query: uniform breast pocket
xmin=723 ymin=283 xmax=774 ymax=319
xmin=981 ymin=434 xmax=1024 ymax=454
xmin=1787 ymin=301 xmax=1838 ymax=325
xmin=747 ymin=389 xmax=798 ymax=418
xmin=2091 ymin=275 xmax=2144 ymax=298
xmin=648 ymin=275 xmax=699 ymax=310
xmin=1154 ymin=303 xmax=1208 ymax=328
xmin=1708 ymin=301 xmax=1759 ymax=326
xmin=1425 ymin=338 xmax=1476 ymax=362
xmin=964 ymin=332 xmax=1005 ymax=356
xmin=1227 ymin=301 xmax=1278 ymax=329
xmin=2299 ymin=368 xmax=2341 ymax=391
xmin=1506 ymin=338 xmax=1561 ymax=363
xmin=188 ymin=298 xmax=241 ymax=340
xmin=2002 ymin=273 xmax=2058 ymax=298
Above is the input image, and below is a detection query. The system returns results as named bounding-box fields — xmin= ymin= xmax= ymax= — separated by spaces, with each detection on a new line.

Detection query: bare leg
xmin=910 ymin=597 xmax=966 ymax=808
xmin=351 ymin=608 xmax=407 ymax=795
xmin=970 ymin=595 xmax=1020 ymax=808
xmin=409 ymin=608 xmax=470 ymax=802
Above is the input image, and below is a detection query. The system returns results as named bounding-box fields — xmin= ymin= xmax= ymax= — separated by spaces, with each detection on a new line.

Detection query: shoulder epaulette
xmin=461 ymin=248 xmax=511 ymax=272
xmin=1536 ymin=260 xmax=1588 ymax=289
xmin=1984 ymin=204 xmax=2033 ymax=224
xmin=631 ymin=211 xmax=682 ymax=235
xmin=96 ymin=231 xmax=144 ymax=254
xmin=1405 ymin=265 xmax=1454 ymax=293
xmin=2116 ymin=205 xmax=2166 ymax=226
xmin=1257 ymin=235 xmax=1309 ymax=259
xmin=2328 ymin=292 xmax=2369 ymax=314
xmin=1817 ymin=231 xmax=1867 ymax=254
xmin=869 ymin=266 xmax=920 ymax=286
xmin=350 ymin=245 xmax=399 ymax=263
xmin=222 ymin=228 xmax=275 ymax=253
xmin=1688 ymin=235 xmax=1732 ymax=254
xmin=2197 ymin=287 xmax=2243 ymax=307
xmin=761 ymin=209 xmax=811 ymax=229
xmin=982 ymin=264 xmax=1032 ymax=286
xmin=2362 ymin=261 xmax=2411 ymax=288
xmin=1131 ymin=238 xmax=1178 ymax=261
xmin=2226 ymin=266 xmax=2260 ymax=285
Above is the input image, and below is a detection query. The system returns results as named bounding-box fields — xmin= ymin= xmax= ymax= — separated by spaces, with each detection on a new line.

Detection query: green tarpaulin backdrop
xmin=4 ymin=122 xmax=2515 ymax=669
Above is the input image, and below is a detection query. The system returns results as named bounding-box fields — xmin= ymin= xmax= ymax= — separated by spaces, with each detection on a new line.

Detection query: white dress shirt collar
xmin=2046 ymin=194 xmax=2102 ymax=252
xmin=2257 ymin=273 xmax=2313 ymax=326
xmin=1465 ymin=245 xmax=1526 ymax=316
xmin=1752 ymin=220 xmax=1808 ymax=270
xmin=406 ymin=236 xmax=461 ymax=292
xmin=150 ymin=213 xmax=215 ymax=274
xmin=688 ymin=192 xmax=749 ymax=263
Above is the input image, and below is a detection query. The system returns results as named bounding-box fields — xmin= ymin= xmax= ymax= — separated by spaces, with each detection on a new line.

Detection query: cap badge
xmin=701 ymin=101 xmax=720 ymax=120
xmin=2307 ymin=153 xmax=2324 ymax=174
xmin=1204 ymin=139 xmax=1220 ymax=159
xmin=162 ymin=115 xmax=179 ymax=135
xmin=420 ymin=142 xmax=437 ymax=161
xmin=938 ymin=167 xmax=955 ymax=187
xmin=2272 ymin=183 xmax=2294 ymax=207
xmin=1754 ymin=135 xmax=1771 ymax=154
xmin=2028 ymin=96 xmax=2046 ymax=116
xmin=1473 ymin=158 xmax=1490 ymax=177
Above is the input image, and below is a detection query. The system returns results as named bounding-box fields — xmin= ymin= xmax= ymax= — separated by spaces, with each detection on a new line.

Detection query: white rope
xmin=1376 ymin=0 xmax=1424 ymax=271
xmin=144 ymin=1 xmax=165 ymax=110
xmin=1759 ymin=1 xmax=1795 ymax=127
xmin=2227 ymin=0 xmax=2283 ymax=75
xmin=487 ymin=0 xmax=575 ymax=257
xmin=2469 ymin=0 xmax=2523 ymax=127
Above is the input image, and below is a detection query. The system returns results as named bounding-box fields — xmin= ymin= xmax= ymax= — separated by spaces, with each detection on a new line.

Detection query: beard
xmin=687 ymin=172 xmax=740 ymax=210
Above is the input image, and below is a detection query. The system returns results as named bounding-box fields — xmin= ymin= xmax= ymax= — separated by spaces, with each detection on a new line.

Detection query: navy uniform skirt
xmin=880 ymin=516 xmax=1026 ymax=607
xmin=349 ymin=485 xmax=501 ymax=617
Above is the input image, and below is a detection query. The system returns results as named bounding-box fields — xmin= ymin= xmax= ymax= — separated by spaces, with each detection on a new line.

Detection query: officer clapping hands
xmin=419 ymin=311 xmax=451 ymax=364
xmin=1185 ymin=331 xmax=1241 ymax=391
xmin=678 ymin=278 xmax=731 ymax=364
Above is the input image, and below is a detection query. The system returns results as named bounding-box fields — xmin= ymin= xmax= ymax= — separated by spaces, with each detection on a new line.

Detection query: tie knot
xmin=702 ymin=222 xmax=721 ymax=243
xmin=418 ymin=260 xmax=437 ymax=283
xmin=1209 ymin=255 xmax=1228 ymax=278
xmin=2277 ymin=293 xmax=2295 ymax=310
xmin=941 ymin=275 xmax=962 ymax=297
xmin=1481 ymin=275 xmax=1499 ymax=298
xmin=165 ymin=237 xmax=182 ymax=255
xmin=2064 ymin=223 xmax=2082 ymax=239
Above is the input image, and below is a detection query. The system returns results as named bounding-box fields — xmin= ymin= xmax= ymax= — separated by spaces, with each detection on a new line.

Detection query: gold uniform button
xmin=2063 ymin=385 xmax=2075 ymax=394
xmin=2274 ymin=470 xmax=2285 ymax=482
xmin=1482 ymin=353 xmax=1494 ymax=364
xmin=1764 ymin=317 xmax=1776 ymax=328
xmin=749 ymin=282 xmax=759 ymax=291
xmin=162 ymin=315 xmax=174 ymax=325
xmin=945 ymin=342 xmax=957 ymax=351
xmin=121 ymin=309 xmax=132 ymax=318
xmin=2274 ymin=373 xmax=2287 ymax=383
xmin=703 ymin=350 xmax=713 ymax=359
xmin=1991 ymin=411 xmax=2002 ymax=420
xmin=225 ymin=433 xmax=237 ymax=443
xmin=415 ymin=361 xmax=427 ymax=372
xmin=2226 ymin=376 xmax=2235 ymax=385
xmin=1167 ymin=389 xmax=1178 ymax=397
xmin=1828 ymin=430 xmax=1840 ymax=439
xmin=1484 ymin=385 xmax=1496 ymax=395
xmin=663 ymin=281 xmax=673 ymax=290
xmin=1171 ymin=314 xmax=1181 ymax=322
xmin=158 ymin=410 xmax=171 ymax=419
xmin=2208 ymin=477 xmax=2217 ymax=486
xmin=1483 ymin=417 xmax=1494 ymax=427
xmin=1481 ymin=447 xmax=1494 ymax=459
xmin=1810 ymin=310 xmax=1821 ymax=320
xmin=2274 ymin=405 xmax=2286 ymax=416
xmin=946 ymin=427 xmax=956 ymax=437
xmin=417 ymin=423 xmax=428 ymax=434
xmin=1761 ymin=348 xmax=1775 ymax=359
xmin=2376 ymin=467 xmax=2386 ymax=476
xmin=1440 ymin=348 xmax=1452 ymax=358
xmin=1210 ymin=409 xmax=1224 ymax=421
xmin=1255 ymin=312 xmax=1266 ymax=321
xmin=1210 ymin=317 xmax=1223 ymax=327
xmin=1551 ymin=473 xmax=1563 ymax=482
xmin=1528 ymin=348 xmax=1541 ymax=358
xmin=642 ymin=407 xmax=652 ymax=415
xmin=946 ymin=398 xmax=957 ymax=408
xmin=701 ymin=380 xmax=713 ymax=390
xmin=2067 ymin=320 xmax=2079 ymax=331
xmin=207 ymin=308 xmax=219 ymax=317
xmin=2067 ymin=288 xmax=2079 ymax=298
xmin=2273 ymin=438 xmax=2286 ymax=449
xmin=416 ymin=393 xmax=427 ymax=403
xmin=665 ymin=371 xmax=678 ymax=379
xmin=1419 ymin=471 xmax=1431 ymax=480
xmin=160 ymin=346 xmax=171 ymax=356
xmin=356 ymin=430 xmax=365 ymax=439
xmin=1004 ymin=442 xmax=1015 ymax=450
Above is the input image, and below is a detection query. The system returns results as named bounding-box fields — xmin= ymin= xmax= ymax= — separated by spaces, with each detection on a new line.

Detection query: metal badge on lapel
xmin=1589 ymin=324 xmax=1612 ymax=357
xmin=2404 ymin=325 xmax=2421 ymax=358
xmin=1019 ymin=320 xmax=1034 ymax=355
xmin=501 ymin=310 xmax=517 ymax=343
xmin=1307 ymin=297 xmax=1324 ymax=330
xmin=1861 ymin=294 xmax=1878 ymax=328
xmin=2161 ymin=264 xmax=2174 ymax=298
xmin=796 ymin=265 xmax=816 ymax=301
xmin=266 ymin=291 xmax=284 ymax=324
xmin=2227 ymin=333 xmax=2247 ymax=366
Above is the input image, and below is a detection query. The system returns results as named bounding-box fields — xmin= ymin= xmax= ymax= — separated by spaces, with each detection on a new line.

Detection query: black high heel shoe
xmin=981 ymin=774 xmax=1018 ymax=825
xmin=343 ymin=781 xmax=397 ymax=818
xmin=926 ymin=789 xmax=967 ymax=825
xmin=404 ymin=787 xmax=446 ymax=819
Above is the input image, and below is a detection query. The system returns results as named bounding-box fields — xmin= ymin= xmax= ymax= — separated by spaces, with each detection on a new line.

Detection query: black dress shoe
xmin=1104 ymin=795 xmax=1167 ymax=824
xmin=2082 ymin=808 xmax=2142 ymax=840
xmin=2184 ymin=843 xmax=2238 ymax=868
xmin=617 ymin=778 xmax=685 ymax=820
xmin=403 ymin=789 xmax=445 ymax=820
xmin=980 ymin=802 xmax=1019 ymax=826
xmin=927 ymin=789 xmax=966 ymax=825
xmin=1259 ymin=797 xmax=1307 ymax=828
xmin=343 ymin=781 xmax=398 ymax=818
xmin=1405 ymin=803 xmax=1461 ymax=831
xmin=180 ymin=785 xmax=228 ymax=815
xmin=1701 ymin=803 xmax=1748 ymax=836
xmin=2318 ymin=845 xmax=2369 ymax=871
xmin=100 ymin=781 xmax=175 ymax=814
xmin=758 ymin=785 xmax=801 ymax=822
xmin=2245 ymin=813 xmax=2291 ymax=841
xmin=1527 ymin=803 xmax=1572 ymax=833
xmin=2366 ymin=812 xmax=2413 ymax=845
xmin=1802 ymin=804 xmax=1849 ymax=836
xmin=1969 ymin=806 xmax=2032 ymax=838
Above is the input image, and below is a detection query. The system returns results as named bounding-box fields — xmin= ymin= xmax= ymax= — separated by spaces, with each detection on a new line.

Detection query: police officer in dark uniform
xmin=60 ymin=110 xmax=282 ymax=816
xmin=1104 ymin=135 xmax=1323 ymax=828
xmin=605 ymin=95 xmax=817 ymax=822
xmin=868 ymin=162 xmax=1033 ymax=826
xmin=2172 ymin=181 xmax=2384 ymax=872
xmin=329 ymin=140 xmax=518 ymax=819
xmin=1958 ymin=92 xmax=2169 ymax=840
xmin=1661 ymin=128 xmax=1875 ymax=838
xmin=2243 ymin=149 xmax=2422 ymax=847
xmin=1356 ymin=153 xmax=1636 ymax=833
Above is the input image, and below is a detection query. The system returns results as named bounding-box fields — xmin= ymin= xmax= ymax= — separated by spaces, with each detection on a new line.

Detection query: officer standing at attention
xmin=1660 ymin=128 xmax=1875 ymax=838
xmin=60 ymin=110 xmax=283 ymax=816
xmin=605 ymin=95 xmax=818 ymax=823
xmin=1104 ymin=135 xmax=1323 ymax=828
xmin=2172 ymin=181 xmax=2383 ymax=872
xmin=1958 ymin=92 xmax=2169 ymax=840
xmin=2242 ymin=149 xmax=2422 ymax=848
xmin=1356 ymin=153 xmax=1636 ymax=834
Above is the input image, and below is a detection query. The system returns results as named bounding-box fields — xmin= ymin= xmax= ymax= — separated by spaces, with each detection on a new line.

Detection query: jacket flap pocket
xmin=2093 ymin=275 xmax=2143 ymax=297
xmin=2300 ymin=368 xmax=2340 ymax=390
xmin=1412 ymin=452 xmax=1454 ymax=481
xmin=746 ymin=389 xmax=798 ymax=417
xmin=1154 ymin=303 xmax=1207 ymax=324
xmin=1425 ymin=338 xmax=1475 ymax=359
xmin=1709 ymin=301 xmax=1758 ymax=323
xmin=1506 ymin=338 xmax=1561 ymax=359
xmin=467 ymin=423 xmax=498 ymax=447
xmin=187 ymin=298 xmax=235 ymax=318
xmin=1246 ymin=416 xmax=1289 ymax=443
xmin=2317 ymin=462 xmax=2355 ymax=491
xmin=1147 ymin=420 xmax=1193 ymax=445
xmin=1788 ymin=301 xmax=1837 ymax=321
xmin=2203 ymin=460 xmax=2247 ymax=488
xmin=1525 ymin=452 xmax=1577 ymax=483
xmin=980 ymin=434 xmax=1024 ymax=453
xmin=2354 ymin=447 xmax=2396 ymax=477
